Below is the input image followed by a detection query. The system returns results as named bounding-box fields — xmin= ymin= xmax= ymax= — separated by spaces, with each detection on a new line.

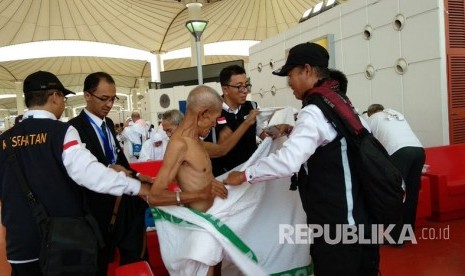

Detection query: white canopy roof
xmin=0 ymin=0 xmax=321 ymax=111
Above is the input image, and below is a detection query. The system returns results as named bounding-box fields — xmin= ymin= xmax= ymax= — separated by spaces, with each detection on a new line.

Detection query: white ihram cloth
xmin=152 ymin=137 xmax=311 ymax=275
xmin=121 ymin=121 xmax=147 ymax=161
xmin=138 ymin=132 xmax=167 ymax=161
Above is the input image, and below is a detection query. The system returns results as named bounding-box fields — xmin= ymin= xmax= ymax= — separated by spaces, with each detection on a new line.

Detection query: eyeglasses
xmin=53 ymin=91 xmax=67 ymax=102
xmin=89 ymin=93 xmax=119 ymax=103
xmin=224 ymin=84 xmax=252 ymax=93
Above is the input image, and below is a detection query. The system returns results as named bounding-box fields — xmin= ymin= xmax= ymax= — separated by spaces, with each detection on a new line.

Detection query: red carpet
xmin=380 ymin=218 xmax=465 ymax=275
xmin=2 ymin=219 xmax=464 ymax=275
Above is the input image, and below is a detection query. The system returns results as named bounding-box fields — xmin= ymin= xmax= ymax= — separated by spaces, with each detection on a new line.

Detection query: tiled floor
xmin=380 ymin=218 xmax=465 ymax=275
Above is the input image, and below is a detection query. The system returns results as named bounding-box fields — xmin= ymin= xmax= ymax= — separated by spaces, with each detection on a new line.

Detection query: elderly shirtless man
xmin=147 ymin=85 xmax=229 ymax=212
xmin=147 ymin=85 xmax=259 ymax=275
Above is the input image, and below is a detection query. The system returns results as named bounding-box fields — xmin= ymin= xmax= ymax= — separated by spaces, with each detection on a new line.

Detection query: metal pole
xmin=195 ymin=39 xmax=203 ymax=85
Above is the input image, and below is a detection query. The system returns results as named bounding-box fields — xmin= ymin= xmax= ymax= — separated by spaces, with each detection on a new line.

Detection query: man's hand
xmin=211 ymin=179 xmax=228 ymax=199
xmin=265 ymin=124 xmax=292 ymax=139
xmin=137 ymin=173 xmax=154 ymax=184
xmin=108 ymin=164 xmax=131 ymax=176
xmin=244 ymin=109 xmax=260 ymax=127
xmin=224 ymin=171 xmax=246 ymax=186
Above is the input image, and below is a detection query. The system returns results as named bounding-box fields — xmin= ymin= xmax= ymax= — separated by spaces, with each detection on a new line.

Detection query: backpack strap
xmin=303 ymin=81 xmax=369 ymax=139
xmin=4 ymin=126 xmax=49 ymax=235
xmin=307 ymin=94 xmax=348 ymax=135
xmin=303 ymin=83 xmax=365 ymax=136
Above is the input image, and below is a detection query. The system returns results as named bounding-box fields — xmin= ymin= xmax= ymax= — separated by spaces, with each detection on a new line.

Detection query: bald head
xmin=186 ymin=85 xmax=222 ymax=113
xmin=131 ymin=111 xmax=141 ymax=121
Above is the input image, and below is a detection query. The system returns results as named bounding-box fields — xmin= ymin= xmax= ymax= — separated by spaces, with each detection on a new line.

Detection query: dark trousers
xmin=390 ymin=146 xmax=426 ymax=231
xmin=94 ymin=196 xmax=148 ymax=276
xmin=310 ymin=239 xmax=379 ymax=276
xmin=11 ymin=261 xmax=42 ymax=276
xmin=116 ymin=197 xmax=148 ymax=266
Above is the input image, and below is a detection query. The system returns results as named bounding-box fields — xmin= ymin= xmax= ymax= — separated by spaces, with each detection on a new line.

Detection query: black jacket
xmin=69 ymin=111 xmax=146 ymax=263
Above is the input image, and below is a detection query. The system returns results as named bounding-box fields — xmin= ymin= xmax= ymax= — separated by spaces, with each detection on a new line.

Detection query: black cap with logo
xmin=272 ymin=42 xmax=329 ymax=76
xmin=23 ymin=71 xmax=75 ymax=95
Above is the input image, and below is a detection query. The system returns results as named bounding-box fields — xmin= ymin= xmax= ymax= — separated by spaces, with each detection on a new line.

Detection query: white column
xmin=150 ymin=52 xmax=163 ymax=82
xmin=132 ymin=88 xmax=138 ymax=111
xmin=138 ymin=78 xmax=145 ymax=95
xmin=15 ymin=81 xmax=25 ymax=115
xmin=64 ymin=107 xmax=72 ymax=119
xmin=190 ymin=38 xmax=197 ymax=67
xmin=138 ymin=78 xmax=145 ymax=111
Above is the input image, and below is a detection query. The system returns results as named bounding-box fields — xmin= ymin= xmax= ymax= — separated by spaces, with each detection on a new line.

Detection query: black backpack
xmin=304 ymin=91 xmax=404 ymax=225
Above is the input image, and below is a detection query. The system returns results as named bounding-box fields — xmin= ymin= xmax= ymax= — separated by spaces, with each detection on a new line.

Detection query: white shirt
xmin=365 ymin=108 xmax=423 ymax=155
xmin=83 ymin=108 xmax=118 ymax=160
xmin=245 ymin=104 xmax=338 ymax=183
xmin=23 ymin=110 xmax=141 ymax=196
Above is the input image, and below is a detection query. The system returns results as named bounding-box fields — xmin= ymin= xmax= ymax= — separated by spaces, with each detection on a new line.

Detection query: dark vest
xmin=0 ymin=119 xmax=84 ymax=260
xmin=297 ymin=88 xmax=367 ymax=227
xmin=205 ymin=101 xmax=258 ymax=176
xmin=297 ymin=136 xmax=366 ymax=225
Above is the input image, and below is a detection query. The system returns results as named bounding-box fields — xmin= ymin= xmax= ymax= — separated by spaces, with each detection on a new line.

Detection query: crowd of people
xmin=0 ymin=43 xmax=425 ymax=276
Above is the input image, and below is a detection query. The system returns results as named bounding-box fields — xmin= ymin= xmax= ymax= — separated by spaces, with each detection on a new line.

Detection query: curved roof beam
xmin=0 ymin=65 xmax=17 ymax=81
xmin=157 ymin=7 xmax=188 ymax=53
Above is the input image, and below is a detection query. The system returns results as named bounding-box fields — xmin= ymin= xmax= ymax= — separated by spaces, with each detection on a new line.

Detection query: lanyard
xmin=85 ymin=113 xmax=116 ymax=164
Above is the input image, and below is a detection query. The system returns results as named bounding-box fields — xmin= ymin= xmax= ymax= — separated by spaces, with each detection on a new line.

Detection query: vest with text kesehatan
xmin=0 ymin=119 xmax=85 ymax=261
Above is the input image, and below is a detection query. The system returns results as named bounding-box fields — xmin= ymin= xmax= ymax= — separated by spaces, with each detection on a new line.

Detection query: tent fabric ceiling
xmin=0 ymin=57 xmax=151 ymax=89
xmin=0 ymin=0 xmax=319 ymax=111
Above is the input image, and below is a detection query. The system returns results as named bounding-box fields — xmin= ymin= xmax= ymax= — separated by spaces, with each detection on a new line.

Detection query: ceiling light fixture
xmin=185 ymin=20 xmax=209 ymax=84
xmin=299 ymin=0 xmax=341 ymax=23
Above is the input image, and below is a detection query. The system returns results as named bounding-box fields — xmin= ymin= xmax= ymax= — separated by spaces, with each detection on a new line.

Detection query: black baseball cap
xmin=272 ymin=42 xmax=329 ymax=76
xmin=23 ymin=71 xmax=75 ymax=95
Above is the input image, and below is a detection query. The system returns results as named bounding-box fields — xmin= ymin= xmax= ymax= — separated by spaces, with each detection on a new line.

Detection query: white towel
xmin=151 ymin=137 xmax=311 ymax=275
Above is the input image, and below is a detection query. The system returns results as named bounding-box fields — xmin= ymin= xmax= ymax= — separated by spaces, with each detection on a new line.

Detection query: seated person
xmin=138 ymin=131 xmax=167 ymax=161
xmin=161 ymin=109 xmax=183 ymax=138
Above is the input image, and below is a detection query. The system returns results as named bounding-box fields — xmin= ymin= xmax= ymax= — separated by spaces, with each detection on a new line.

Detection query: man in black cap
xmin=225 ymin=43 xmax=380 ymax=275
xmin=0 ymin=71 xmax=150 ymax=275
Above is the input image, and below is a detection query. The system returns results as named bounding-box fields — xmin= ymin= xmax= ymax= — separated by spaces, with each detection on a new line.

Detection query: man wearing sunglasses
xmin=69 ymin=72 xmax=150 ymax=275
xmin=204 ymin=65 xmax=267 ymax=177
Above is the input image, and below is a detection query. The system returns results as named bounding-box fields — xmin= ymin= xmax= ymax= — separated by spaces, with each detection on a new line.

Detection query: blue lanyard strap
xmin=84 ymin=113 xmax=116 ymax=164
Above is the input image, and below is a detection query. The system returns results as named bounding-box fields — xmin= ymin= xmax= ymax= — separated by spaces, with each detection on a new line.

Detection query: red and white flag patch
xmin=217 ymin=117 xmax=227 ymax=124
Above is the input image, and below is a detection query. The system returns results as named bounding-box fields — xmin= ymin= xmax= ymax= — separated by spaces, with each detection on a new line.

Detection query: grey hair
xmin=313 ymin=66 xmax=330 ymax=79
xmin=186 ymin=85 xmax=222 ymax=112
xmin=162 ymin=109 xmax=184 ymax=126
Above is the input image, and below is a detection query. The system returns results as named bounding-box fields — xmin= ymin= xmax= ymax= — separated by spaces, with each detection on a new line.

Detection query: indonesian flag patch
xmin=217 ymin=117 xmax=227 ymax=124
